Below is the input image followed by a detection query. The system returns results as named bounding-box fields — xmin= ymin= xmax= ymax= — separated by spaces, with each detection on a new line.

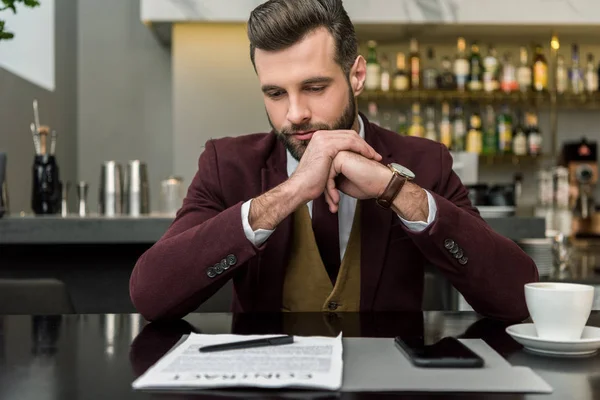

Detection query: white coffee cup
xmin=525 ymin=282 xmax=594 ymax=341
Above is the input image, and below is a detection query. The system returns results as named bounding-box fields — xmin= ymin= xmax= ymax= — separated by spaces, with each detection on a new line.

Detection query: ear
xmin=349 ymin=55 xmax=367 ymax=97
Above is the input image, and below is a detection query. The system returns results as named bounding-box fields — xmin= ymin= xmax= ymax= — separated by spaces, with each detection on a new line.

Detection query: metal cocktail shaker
xmin=124 ymin=160 xmax=149 ymax=217
xmin=99 ymin=161 xmax=123 ymax=217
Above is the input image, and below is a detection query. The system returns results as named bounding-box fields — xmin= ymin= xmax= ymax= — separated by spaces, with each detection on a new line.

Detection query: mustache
xmin=280 ymin=122 xmax=331 ymax=135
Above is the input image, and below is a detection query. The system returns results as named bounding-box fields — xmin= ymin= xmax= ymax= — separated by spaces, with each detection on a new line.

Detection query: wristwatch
xmin=376 ymin=163 xmax=415 ymax=209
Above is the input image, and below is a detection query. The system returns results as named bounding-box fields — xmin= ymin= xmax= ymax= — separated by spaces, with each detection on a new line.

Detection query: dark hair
xmin=247 ymin=0 xmax=358 ymax=75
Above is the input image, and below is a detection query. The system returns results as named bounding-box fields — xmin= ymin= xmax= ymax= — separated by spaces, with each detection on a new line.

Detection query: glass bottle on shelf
xmin=497 ymin=105 xmax=513 ymax=154
xmin=365 ymin=40 xmax=381 ymax=91
xmin=454 ymin=37 xmax=469 ymax=92
xmin=367 ymin=101 xmax=381 ymax=125
xmin=424 ymin=105 xmax=437 ymax=141
xmin=526 ymin=112 xmax=542 ymax=156
xmin=467 ymin=41 xmax=483 ymax=91
xmin=437 ymin=57 xmax=456 ymax=90
xmin=380 ymin=54 xmax=391 ymax=92
xmin=466 ymin=112 xmax=483 ymax=154
xmin=500 ymin=53 xmax=517 ymax=93
xmin=483 ymin=45 xmax=499 ymax=93
xmin=422 ymin=48 xmax=438 ymax=90
xmin=482 ymin=104 xmax=497 ymax=155
xmin=516 ymin=47 xmax=532 ymax=93
xmin=585 ymin=53 xmax=599 ymax=94
xmin=382 ymin=112 xmax=393 ymax=130
xmin=408 ymin=102 xmax=424 ymax=137
xmin=439 ymin=102 xmax=453 ymax=149
xmin=532 ymin=45 xmax=548 ymax=92
xmin=452 ymin=104 xmax=466 ymax=151
xmin=393 ymin=52 xmax=409 ymax=91
xmin=397 ymin=113 xmax=408 ymax=135
xmin=556 ymin=55 xmax=568 ymax=95
xmin=512 ymin=112 xmax=527 ymax=156
xmin=409 ymin=38 xmax=421 ymax=90
xmin=570 ymin=44 xmax=584 ymax=95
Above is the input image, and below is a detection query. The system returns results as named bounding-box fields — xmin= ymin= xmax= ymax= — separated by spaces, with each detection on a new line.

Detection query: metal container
xmin=99 ymin=161 xmax=123 ymax=217
xmin=77 ymin=181 xmax=88 ymax=217
xmin=124 ymin=160 xmax=149 ymax=217
xmin=160 ymin=176 xmax=184 ymax=216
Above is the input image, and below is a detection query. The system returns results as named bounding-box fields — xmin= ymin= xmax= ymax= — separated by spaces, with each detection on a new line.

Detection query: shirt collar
xmin=287 ymin=115 xmax=365 ymax=177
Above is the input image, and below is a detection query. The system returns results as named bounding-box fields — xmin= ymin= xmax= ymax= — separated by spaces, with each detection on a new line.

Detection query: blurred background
xmin=0 ymin=0 xmax=599 ymax=315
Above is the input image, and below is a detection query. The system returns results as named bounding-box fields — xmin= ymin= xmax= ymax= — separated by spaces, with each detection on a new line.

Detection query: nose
xmin=286 ymin=94 xmax=311 ymax=126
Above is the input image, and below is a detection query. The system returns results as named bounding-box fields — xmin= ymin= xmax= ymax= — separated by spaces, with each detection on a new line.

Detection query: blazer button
xmin=214 ymin=263 xmax=224 ymax=274
xmin=220 ymin=259 xmax=229 ymax=270
xmin=444 ymin=239 xmax=455 ymax=249
xmin=450 ymin=244 xmax=460 ymax=254
xmin=226 ymin=254 xmax=237 ymax=266
xmin=206 ymin=267 xmax=217 ymax=278
xmin=459 ymin=256 xmax=468 ymax=265
xmin=327 ymin=302 xmax=339 ymax=311
xmin=454 ymin=249 xmax=464 ymax=259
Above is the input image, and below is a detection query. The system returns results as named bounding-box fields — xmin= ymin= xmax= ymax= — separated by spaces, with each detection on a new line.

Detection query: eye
xmin=306 ymin=86 xmax=326 ymax=93
xmin=267 ymin=90 xmax=285 ymax=99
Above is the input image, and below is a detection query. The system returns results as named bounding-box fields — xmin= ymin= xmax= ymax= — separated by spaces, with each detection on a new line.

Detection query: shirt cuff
xmin=241 ymin=199 xmax=275 ymax=247
xmin=397 ymin=190 xmax=437 ymax=232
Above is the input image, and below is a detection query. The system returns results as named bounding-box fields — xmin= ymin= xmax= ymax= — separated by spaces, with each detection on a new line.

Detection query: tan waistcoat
xmin=281 ymin=203 xmax=361 ymax=312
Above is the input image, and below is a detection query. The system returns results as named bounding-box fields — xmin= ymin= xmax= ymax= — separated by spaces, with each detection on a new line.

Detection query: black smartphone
xmin=394 ymin=336 xmax=484 ymax=368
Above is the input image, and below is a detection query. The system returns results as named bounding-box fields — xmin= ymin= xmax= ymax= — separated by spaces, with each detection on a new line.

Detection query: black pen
xmin=198 ymin=335 xmax=294 ymax=353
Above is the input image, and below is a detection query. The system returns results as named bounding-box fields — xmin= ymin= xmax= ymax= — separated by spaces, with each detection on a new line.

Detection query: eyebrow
xmin=261 ymin=77 xmax=334 ymax=93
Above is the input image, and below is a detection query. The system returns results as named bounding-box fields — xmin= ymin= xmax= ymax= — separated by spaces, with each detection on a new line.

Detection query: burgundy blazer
xmin=130 ymin=114 xmax=539 ymax=322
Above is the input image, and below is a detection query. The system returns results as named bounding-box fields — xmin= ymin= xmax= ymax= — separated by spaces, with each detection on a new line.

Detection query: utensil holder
xmin=31 ymin=155 xmax=61 ymax=215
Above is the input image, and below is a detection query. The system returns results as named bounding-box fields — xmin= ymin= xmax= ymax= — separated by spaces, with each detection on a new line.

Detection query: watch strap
xmin=376 ymin=166 xmax=407 ymax=209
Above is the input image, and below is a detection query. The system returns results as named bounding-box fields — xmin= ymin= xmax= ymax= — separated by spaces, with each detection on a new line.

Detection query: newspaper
xmin=132 ymin=333 xmax=343 ymax=391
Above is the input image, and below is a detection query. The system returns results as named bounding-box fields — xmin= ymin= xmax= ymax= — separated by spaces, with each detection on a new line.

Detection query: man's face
xmin=254 ymin=27 xmax=364 ymax=160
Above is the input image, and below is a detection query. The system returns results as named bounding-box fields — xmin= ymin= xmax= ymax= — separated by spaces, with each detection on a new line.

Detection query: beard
xmin=267 ymin=85 xmax=357 ymax=161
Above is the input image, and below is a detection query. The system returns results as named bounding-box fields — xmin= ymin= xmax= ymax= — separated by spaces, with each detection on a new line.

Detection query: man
xmin=130 ymin=0 xmax=538 ymax=322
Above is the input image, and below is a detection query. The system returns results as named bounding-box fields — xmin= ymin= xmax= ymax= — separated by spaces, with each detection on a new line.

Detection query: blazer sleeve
xmin=129 ymin=140 xmax=261 ymax=321
xmin=403 ymin=143 xmax=539 ymax=322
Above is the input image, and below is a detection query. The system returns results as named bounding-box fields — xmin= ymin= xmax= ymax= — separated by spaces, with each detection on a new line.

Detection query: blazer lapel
xmin=360 ymin=114 xmax=395 ymax=311
xmin=255 ymin=137 xmax=293 ymax=311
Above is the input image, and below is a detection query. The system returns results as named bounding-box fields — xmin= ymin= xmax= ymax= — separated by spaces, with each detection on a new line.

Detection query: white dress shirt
xmin=241 ymin=116 xmax=438 ymax=260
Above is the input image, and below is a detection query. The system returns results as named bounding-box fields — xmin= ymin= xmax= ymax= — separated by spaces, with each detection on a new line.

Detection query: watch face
xmin=390 ymin=163 xmax=415 ymax=179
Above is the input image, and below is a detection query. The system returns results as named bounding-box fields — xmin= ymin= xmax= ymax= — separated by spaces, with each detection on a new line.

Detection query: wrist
xmin=391 ymin=182 xmax=428 ymax=222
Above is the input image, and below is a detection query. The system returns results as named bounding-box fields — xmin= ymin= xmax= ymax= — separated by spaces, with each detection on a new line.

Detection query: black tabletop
xmin=0 ymin=312 xmax=598 ymax=399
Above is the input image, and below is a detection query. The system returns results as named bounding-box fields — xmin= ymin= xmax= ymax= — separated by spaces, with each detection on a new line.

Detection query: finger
xmin=323 ymin=188 xmax=338 ymax=213
xmin=318 ymin=131 xmax=381 ymax=161
xmin=327 ymin=176 xmax=340 ymax=209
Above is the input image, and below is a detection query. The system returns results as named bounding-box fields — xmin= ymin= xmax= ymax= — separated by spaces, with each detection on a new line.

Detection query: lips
xmin=292 ymin=131 xmax=316 ymax=141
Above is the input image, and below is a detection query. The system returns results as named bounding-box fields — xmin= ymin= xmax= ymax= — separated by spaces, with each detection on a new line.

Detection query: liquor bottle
xmin=367 ymin=102 xmax=380 ymax=125
xmin=483 ymin=45 xmax=499 ymax=93
xmin=585 ymin=53 xmax=599 ymax=93
xmin=467 ymin=41 xmax=483 ymax=91
xmin=570 ymin=44 xmax=584 ymax=95
xmin=556 ymin=55 xmax=568 ymax=94
xmin=393 ymin=52 xmax=409 ymax=91
xmin=409 ymin=38 xmax=421 ymax=90
xmin=454 ymin=37 xmax=469 ymax=92
xmin=382 ymin=112 xmax=393 ymax=130
xmin=497 ymin=105 xmax=513 ymax=153
xmin=422 ymin=48 xmax=438 ymax=90
xmin=397 ymin=113 xmax=408 ymax=135
xmin=526 ymin=112 xmax=542 ymax=156
xmin=365 ymin=40 xmax=381 ymax=91
xmin=439 ymin=102 xmax=453 ymax=149
xmin=532 ymin=45 xmax=548 ymax=92
xmin=512 ymin=112 xmax=527 ymax=156
xmin=466 ymin=112 xmax=483 ymax=154
xmin=482 ymin=105 xmax=497 ymax=155
xmin=452 ymin=104 xmax=466 ymax=151
xmin=437 ymin=57 xmax=456 ymax=90
xmin=516 ymin=47 xmax=532 ymax=93
xmin=500 ymin=53 xmax=517 ymax=93
xmin=380 ymin=54 xmax=391 ymax=92
xmin=408 ymin=103 xmax=424 ymax=137
xmin=424 ymin=106 xmax=437 ymax=141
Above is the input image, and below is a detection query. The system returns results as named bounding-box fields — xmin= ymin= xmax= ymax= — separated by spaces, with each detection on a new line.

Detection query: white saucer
xmin=506 ymin=323 xmax=600 ymax=357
